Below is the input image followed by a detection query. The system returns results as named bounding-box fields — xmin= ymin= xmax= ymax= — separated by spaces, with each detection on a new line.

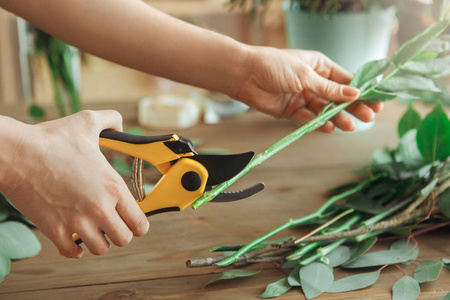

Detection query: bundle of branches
xmin=187 ymin=6 xmax=450 ymax=300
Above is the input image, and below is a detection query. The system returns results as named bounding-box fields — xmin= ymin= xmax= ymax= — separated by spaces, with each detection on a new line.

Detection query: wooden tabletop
xmin=1 ymin=101 xmax=449 ymax=300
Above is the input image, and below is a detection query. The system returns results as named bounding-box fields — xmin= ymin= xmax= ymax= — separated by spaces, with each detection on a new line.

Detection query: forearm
xmin=0 ymin=0 xmax=253 ymax=98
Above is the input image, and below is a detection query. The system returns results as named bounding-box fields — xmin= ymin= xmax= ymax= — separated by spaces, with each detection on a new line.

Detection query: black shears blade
xmin=188 ymin=151 xmax=255 ymax=186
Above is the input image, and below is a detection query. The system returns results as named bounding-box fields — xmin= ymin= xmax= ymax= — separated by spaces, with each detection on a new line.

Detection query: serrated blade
xmin=210 ymin=182 xmax=265 ymax=203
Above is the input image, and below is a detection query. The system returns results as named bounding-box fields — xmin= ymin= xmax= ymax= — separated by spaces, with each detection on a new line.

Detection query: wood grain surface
xmin=1 ymin=101 xmax=448 ymax=300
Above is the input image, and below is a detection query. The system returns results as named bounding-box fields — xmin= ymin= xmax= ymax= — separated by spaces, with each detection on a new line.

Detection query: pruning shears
xmin=72 ymin=129 xmax=264 ymax=245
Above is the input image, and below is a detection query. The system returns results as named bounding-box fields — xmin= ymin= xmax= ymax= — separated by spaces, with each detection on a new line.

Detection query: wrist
xmin=0 ymin=116 xmax=27 ymax=191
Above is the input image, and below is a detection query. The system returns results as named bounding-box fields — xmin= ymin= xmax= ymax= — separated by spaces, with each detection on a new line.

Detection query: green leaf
xmin=287 ymin=265 xmax=301 ymax=287
xmin=425 ymin=34 xmax=450 ymax=53
xmin=299 ymin=262 xmax=334 ymax=299
xmin=402 ymin=56 xmax=450 ymax=79
xmin=438 ymin=189 xmax=450 ymax=219
xmin=326 ymin=271 xmax=380 ymax=293
xmin=398 ymin=106 xmax=422 ymax=138
xmin=392 ymin=276 xmax=420 ymax=300
xmin=413 ymin=51 xmax=439 ymax=61
xmin=0 ymin=252 xmax=11 ymax=283
xmin=443 ymin=258 xmax=450 ymax=270
xmin=438 ymin=293 xmax=450 ymax=300
xmin=344 ymin=237 xmax=377 ymax=265
xmin=390 ymin=239 xmax=415 ymax=250
xmin=395 ymin=129 xmax=425 ymax=168
xmin=392 ymin=19 xmax=450 ymax=67
xmin=0 ymin=221 xmax=41 ymax=259
xmin=205 ymin=269 xmax=259 ymax=286
xmin=413 ymin=260 xmax=443 ymax=283
xmin=350 ymin=58 xmax=390 ymax=90
xmin=325 ymin=246 xmax=351 ymax=268
xmin=417 ymin=103 xmax=450 ymax=161
xmin=259 ymin=278 xmax=291 ymax=299
xmin=379 ymin=73 xmax=441 ymax=93
xmin=343 ymin=245 xmax=419 ymax=269
xmin=28 ymin=105 xmax=45 ymax=119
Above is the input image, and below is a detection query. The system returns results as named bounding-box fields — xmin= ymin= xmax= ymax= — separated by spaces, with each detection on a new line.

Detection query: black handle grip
xmin=100 ymin=129 xmax=174 ymax=145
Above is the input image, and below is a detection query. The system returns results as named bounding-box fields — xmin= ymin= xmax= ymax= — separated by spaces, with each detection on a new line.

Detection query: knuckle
xmin=77 ymin=110 xmax=99 ymax=126
xmin=114 ymin=231 xmax=133 ymax=247
xmin=91 ymin=244 xmax=110 ymax=256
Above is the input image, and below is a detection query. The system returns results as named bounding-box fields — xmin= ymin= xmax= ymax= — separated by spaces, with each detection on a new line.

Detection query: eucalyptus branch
xmin=213 ymin=177 xmax=376 ymax=266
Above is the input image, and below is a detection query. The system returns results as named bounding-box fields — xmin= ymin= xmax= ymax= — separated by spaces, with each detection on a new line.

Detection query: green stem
xmin=192 ymin=101 xmax=353 ymax=209
xmin=215 ymin=178 xmax=376 ymax=266
xmin=300 ymin=239 xmax=347 ymax=266
xmin=48 ymin=57 xmax=66 ymax=118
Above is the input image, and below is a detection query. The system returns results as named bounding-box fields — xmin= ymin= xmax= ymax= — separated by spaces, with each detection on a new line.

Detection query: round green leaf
xmin=344 ymin=237 xmax=377 ymax=265
xmin=205 ymin=269 xmax=259 ymax=286
xmin=438 ymin=292 xmax=450 ymax=300
xmin=413 ymin=260 xmax=443 ymax=283
xmin=343 ymin=246 xmax=419 ymax=269
xmin=325 ymin=246 xmax=351 ymax=268
xmin=443 ymin=258 xmax=450 ymax=270
xmin=300 ymin=262 xmax=334 ymax=299
xmin=416 ymin=103 xmax=450 ymax=161
xmin=393 ymin=276 xmax=420 ymax=300
xmin=259 ymin=278 xmax=291 ymax=299
xmin=0 ymin=221 xmax=41 ymax=259
xmin=398 ymin=106 xmax=422 ymax=138
xmin=326 ymin=271 xmax=380 ymax=293
xmin=287 ymin=265 xmax=301 ymax=287
xmin=0 ymin=252 xmax=11 ymax=283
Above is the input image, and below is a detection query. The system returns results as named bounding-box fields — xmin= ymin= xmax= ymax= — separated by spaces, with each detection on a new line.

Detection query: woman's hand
xmin=237 ymin=47 xmax=384 ymax=132
xmin=0 ymin=111 xmax=149 ymax=258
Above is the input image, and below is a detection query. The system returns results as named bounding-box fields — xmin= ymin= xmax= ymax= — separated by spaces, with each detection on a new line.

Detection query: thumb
xmin=303 ymin=71 xmax=360 ymax=102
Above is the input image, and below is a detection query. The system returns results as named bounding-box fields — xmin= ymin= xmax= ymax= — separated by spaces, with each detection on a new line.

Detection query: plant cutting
xmin=187 ymin=5 xmax=450 ymax=299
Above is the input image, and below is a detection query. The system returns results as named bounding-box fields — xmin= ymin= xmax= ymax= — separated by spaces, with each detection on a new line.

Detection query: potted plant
xmin=229 ymin=0 xmax=397 ymax=73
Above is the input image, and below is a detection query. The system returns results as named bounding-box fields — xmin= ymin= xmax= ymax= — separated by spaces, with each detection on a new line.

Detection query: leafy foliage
xmin=0 ymin=194 xmax=41 ymax=283
xmin=259 ymin=278 xmax=291 ymax=298
xmin=190 ymin=9 xmax=450 ymax=300
xmin=205 ymin=269 xmax=259 ymax=286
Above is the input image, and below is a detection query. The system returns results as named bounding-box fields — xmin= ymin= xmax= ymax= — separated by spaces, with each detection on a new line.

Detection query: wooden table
xmin=1 ymin=101 xmax=449 ymax=299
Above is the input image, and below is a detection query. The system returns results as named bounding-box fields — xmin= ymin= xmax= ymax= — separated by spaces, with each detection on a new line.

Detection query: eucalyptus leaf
xmin=391 ymin=18 xmax=450 ymax=67
xmin=325 ymin=246 xmax=351 ymax=268
xmin=417 ymin=103 xmax=450 ymax=161
xmin=425 ymin=34 xmax=450 ymax=53
xmin=438 ymin=189 xmax=450 ymax=219
xmin=0 ymin=221 xmax=41 ymax=259
xmin=412 ymin=51 xmax=439 ymax=61
xmin=398 ymin=106 xmax=422 ymax=138
xmin=402 ymin=56 xmax=450 ymax=79
xmin=343 ymin=195 xmax=385 ymax=215
xmin=439 ymin=293 xmax=450 ymax=300
xmin=379 ymin=73 xmax=441 ymax=93
xmin=395 ymin=129 xmax=425 ymax=168
xmin=287 ymin=265 xmax=301 ymax=287
xmin=299 ymin=262 xmax=334 ymax=299
xmin=0 ymin=253 xmax=11 ymax=283
xmin=343 ymin=246 xmax=419 ymax=269
xmin=413 ymin=260 xmax=443 ymax=283
xmin=259 ymin=278 xmax=291 ymax=299
xmin=344 ymin=237 xmax=377 ymax=265
xmin=350 ymin=58 xmax=390 ymax=90
xmin=326 ymin=270 xmax=380 ymax=293
xmin=358 ymin=89 xmax=397 ymax=103
xmin=205 ymin=269 xmax=259 ymax=286
xmin=390 ymin=239 xmax=415 ymax=251
xmin=392 ymin=276 xmax=420 ymax=300
xmin=443 ymin=258 xmax=450 ymax=270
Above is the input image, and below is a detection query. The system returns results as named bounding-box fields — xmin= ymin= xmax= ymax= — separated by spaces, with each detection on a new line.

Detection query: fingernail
xmin=343 ymin=86 xmax=359 ymax=98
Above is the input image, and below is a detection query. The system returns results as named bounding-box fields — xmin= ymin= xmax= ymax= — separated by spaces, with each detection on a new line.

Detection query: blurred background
xmin=0 ymin=0 xmax=442 ymax=123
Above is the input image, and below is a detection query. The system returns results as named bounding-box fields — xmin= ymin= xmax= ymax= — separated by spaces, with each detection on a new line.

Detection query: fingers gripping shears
xmin=72 ymin=130 xmax=264 ymax=245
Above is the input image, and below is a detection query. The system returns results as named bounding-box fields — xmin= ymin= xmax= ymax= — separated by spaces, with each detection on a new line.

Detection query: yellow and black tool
xmin=73 ymin=129 xmax=264 ymax=246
